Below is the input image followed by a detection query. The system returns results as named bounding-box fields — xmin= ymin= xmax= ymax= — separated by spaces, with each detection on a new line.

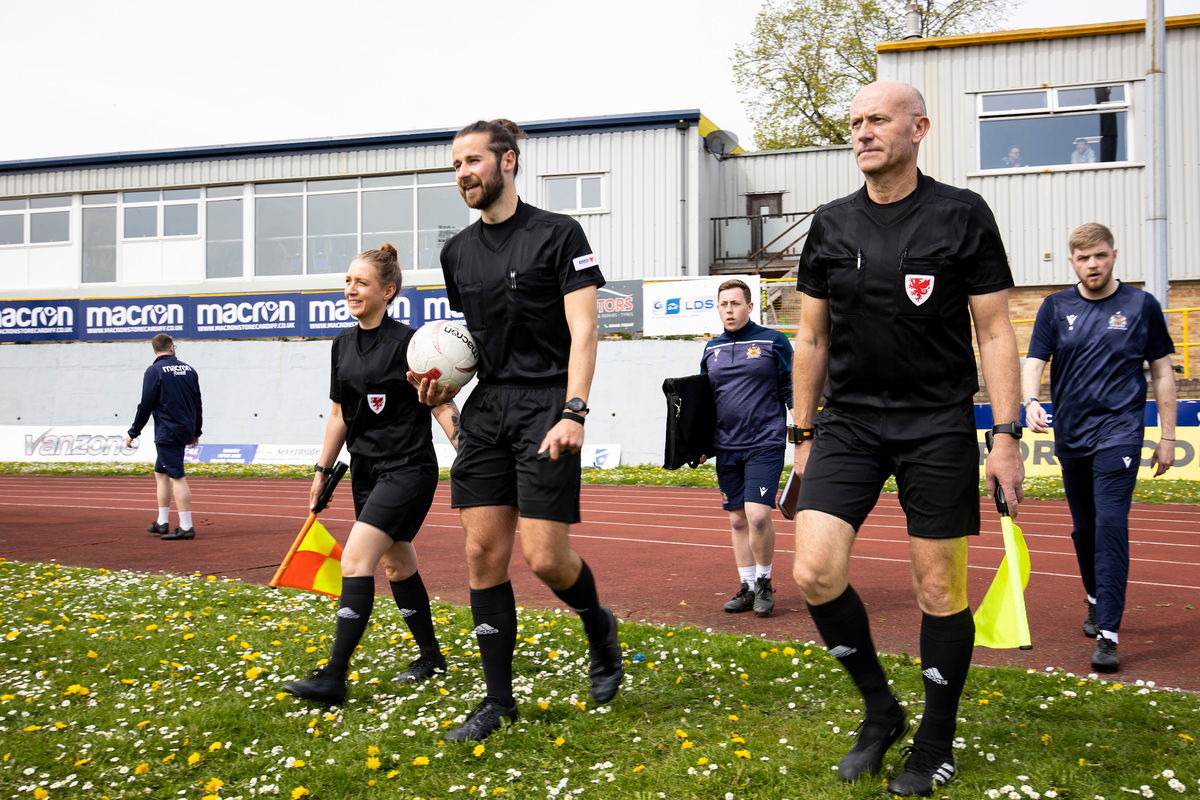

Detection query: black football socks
xmin=914 ymin=608 xmax=974 ymax=751
xmin=327 ymin=576 xmax=375 ymax=675
xmin=808 ymin=585 xmax=896 ymax=718
xmin=470 ymin=581 xmax=518 ymax=706
xmin=551 ymin=560 xmax=611 ymax=641
xmin=389 ymin=572 xmax=440 ymax=658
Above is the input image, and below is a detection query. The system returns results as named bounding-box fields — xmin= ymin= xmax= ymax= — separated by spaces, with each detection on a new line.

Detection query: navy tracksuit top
xmin=128 ymin=354 xmax=203 ymax=445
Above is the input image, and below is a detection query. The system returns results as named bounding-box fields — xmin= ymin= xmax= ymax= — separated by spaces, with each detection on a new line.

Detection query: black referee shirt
xmin=440 ymin=199 xmax=605 ymax=384
xmin=329 ymin=316 xmax=436 ymax=465
xmin=797 ymin=172 xmax=1013 ymax=411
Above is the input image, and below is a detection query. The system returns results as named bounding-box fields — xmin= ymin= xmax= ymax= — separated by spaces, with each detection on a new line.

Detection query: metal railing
xmin=711 ymin=212 xmax=815 ymax=267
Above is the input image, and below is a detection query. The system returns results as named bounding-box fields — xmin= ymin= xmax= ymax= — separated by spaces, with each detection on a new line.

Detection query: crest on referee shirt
xmin=905 ymin=274 xmax=935 ymax=306
xmin=367 ymin=393 xmax=386 ymax=414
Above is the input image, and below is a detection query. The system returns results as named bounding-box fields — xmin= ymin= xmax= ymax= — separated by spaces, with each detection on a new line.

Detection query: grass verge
xmin=3 ymin=461 xmax=1199 ymax=505
xmin=1 ymin=559 xmax=1197 ymax=800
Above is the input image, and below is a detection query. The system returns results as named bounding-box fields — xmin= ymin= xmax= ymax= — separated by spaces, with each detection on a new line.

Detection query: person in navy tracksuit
xmin=1023 ymin=222 xmax=1177 ymax=674
xmin=701 ymin=278 xmax=793 ymax=618
xmin=124 ymin=334 xmax=203 ymax=541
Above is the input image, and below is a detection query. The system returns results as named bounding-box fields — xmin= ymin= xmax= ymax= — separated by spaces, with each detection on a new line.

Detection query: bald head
xmin=852 ymin=81 xmax=927 ymax=117
xmin=848 ymin=80 xmax=930 ymax=196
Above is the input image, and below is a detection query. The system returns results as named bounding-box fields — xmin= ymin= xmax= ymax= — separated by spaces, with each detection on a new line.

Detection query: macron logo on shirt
xmin=573 ymin=253 xmax=597 ymax=271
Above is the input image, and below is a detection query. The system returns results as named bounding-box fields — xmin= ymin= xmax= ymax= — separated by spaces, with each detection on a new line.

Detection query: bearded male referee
xmin=413 ymin=119 xmax=621 ymax=742
xmin=791 ymin=81 xmax=1024 ymax=795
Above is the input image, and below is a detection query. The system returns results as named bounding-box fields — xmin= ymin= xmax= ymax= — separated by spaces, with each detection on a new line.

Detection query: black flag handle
xmin=994 ymin=485 xmax=1010 ymax=518
xmin=312 ymin=461 xmax=349 ymax=513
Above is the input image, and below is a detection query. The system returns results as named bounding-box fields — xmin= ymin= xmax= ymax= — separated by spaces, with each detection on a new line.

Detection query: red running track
xmin=1 ymin=474 xmax=1197 ymax=690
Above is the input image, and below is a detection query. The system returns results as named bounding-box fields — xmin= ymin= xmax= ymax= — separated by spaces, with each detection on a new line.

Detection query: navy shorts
xmin=154 ymin=444 xmax=186 ymax=479
xmin=451 ymin=383 xmax=581 ymax=524
xmin=350 ymin=455 xmax=438 ymax=542
xmin=796 ymin=404 xmax=981 ymax=539
xmin=715 ymin=446 xmax=786 ymax=511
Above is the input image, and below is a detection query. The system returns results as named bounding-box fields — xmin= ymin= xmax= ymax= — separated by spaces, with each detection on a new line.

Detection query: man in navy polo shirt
xmin=1023 ymin=222 xmax=1177 ymax=673
xmin=125 ymin=333 xmax=203 ymax=541
xmin=701 ymin=278 xmax=792 ymax=617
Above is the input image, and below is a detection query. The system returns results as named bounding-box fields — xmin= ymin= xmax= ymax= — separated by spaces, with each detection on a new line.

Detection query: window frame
xmin=0 ymin=195 xmax=72 ymax=248
xmin=541 ymin=173 xmax=608 ymax=215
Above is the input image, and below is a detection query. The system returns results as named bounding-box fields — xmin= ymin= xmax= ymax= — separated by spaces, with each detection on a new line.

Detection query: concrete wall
xmin=0 ymin=338 xmax=707 ymax=466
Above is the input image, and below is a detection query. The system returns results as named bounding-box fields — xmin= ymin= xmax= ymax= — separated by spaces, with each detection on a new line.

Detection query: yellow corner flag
xmin=974 ymin=488 xmax=1032 ymax=650
xmin=270 ymin=513 xmax=343 ymax=598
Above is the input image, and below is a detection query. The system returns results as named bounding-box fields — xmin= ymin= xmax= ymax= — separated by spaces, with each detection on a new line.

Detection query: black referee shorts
xmin=349 ymin=455 xmax=438 ymax=542
xmin=796 ymin=404 xmax=981 ymax=539
xmin=451 ymin=383 xmax=581 ymax=524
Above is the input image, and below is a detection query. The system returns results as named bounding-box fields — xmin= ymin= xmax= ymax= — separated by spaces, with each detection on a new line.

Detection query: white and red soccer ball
xmin=406 ymin=320 xmax=478 ymax=391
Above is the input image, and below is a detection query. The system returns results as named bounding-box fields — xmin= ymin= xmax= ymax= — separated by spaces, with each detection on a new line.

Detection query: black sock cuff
xmin=341 ymin=576 xmax=375 ymax=596
xmin=551 ymin=560 xmax=598 ymax=610
xmin=389 ymin=572 xmax=425 ymax=593
xmin=470 ymin=581 xmax=515 ymax=609
xmin=807 ymin=584 xmax=862 ymax=623
xmin=921 ymin=607 xmax=974 ymax=638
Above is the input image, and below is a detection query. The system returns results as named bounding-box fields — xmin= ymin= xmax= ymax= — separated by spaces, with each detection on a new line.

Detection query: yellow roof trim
xmin=878 ymin=13 xmax=1200 ymax=52
xmin=699 ymin=113 xmax=746 ymax=154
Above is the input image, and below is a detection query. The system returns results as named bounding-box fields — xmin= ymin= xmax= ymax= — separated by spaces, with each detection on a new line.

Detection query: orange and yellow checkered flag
xmin=270 ymin=513 xmax=343 ymax=598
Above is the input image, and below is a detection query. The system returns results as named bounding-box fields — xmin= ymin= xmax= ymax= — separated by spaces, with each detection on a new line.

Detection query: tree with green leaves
xmin=732 ymin=0 xmax=1018 ymax=149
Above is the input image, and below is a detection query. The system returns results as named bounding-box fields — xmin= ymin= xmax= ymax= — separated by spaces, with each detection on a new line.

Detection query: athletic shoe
xmin=444 ymin=697 xmax=518 ymax=742
xmin=588 ymin=607 xmax=623 ymax=704
xmin=161 ymin=527 xmax=195 ymax=540
xmin=1082 ymin=602 xmax=1098 ymax=638
xmin=1091 ymin=637 xmax=1119 ymax=673
xmin=147 ymin=521 xmax=168 ymax=535
xmin=723 ymin=583 xmax=756 ymax=613
xmin=753 ymin=577 xmax=775 ymax=617
xmin=282 ymin=667 xmax=347 ymax=705
xmin=837 ymin=703 xmax=907 ymax=782
xmin=394 ymin=653 xmax=446 ymax=685
xmin=886 ymin=744 xmax=956 ymax=796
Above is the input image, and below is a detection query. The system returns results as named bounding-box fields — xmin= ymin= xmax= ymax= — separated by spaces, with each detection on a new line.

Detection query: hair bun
xmin=491 ymin=118 xmax=526 ymax=140
xmin=380 ymin=243 xmax=397 ymax=255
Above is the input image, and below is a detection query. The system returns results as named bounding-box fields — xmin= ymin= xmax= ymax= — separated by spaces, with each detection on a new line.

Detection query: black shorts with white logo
xmin=451 ymin=383 xmax=581 ymax=524
xmin=349 ymin=455 xmax=438 ymax=542
xmin=796 ymin=404 xmax=981 ymax=538
xmin=154 ymin=443 xmax=187 ymax=479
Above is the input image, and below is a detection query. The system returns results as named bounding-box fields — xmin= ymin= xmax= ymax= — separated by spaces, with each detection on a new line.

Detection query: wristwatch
xmin=1022 ymin=397 xmax=1040 ymax=409
xmin=787 ymin=426 xmax=815 ymax=443
xmin=313 ymin=463 xmax=336 ymax=475
xmin=563 ymin=397 xmax=589 ymax=414
xmin=991 ymin=422 xmax=1023 ymax=440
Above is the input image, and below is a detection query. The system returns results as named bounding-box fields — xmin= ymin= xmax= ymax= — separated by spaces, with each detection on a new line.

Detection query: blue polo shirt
xmin=1027 ymin=281 xmax=1173 ymax=457
xmin=701 ymin=321 xmax=793 ymax=451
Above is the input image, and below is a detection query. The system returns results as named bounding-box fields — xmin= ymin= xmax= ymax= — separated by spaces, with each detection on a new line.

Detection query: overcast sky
xmin=2 ymin=0 xmax=1197 ymax=162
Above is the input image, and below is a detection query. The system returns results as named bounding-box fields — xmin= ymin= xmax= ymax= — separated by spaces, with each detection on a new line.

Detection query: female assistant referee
xmin=283 ymin=243 xmax=460 ymax=705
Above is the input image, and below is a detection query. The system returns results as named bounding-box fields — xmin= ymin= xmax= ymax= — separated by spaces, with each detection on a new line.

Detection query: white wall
xmin=0 ymin=338 xmax=709 ymax=466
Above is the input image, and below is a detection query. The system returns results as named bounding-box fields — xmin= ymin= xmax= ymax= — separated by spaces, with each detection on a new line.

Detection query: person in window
xmin=1071 ymin=138 xmax=1097 ymax=164
xmin=1001 ymin=146 xmax=1024 ymax=168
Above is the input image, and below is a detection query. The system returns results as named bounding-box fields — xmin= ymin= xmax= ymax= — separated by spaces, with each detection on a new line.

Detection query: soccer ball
xmin=406 ymin=320 xmax=478 ymax=391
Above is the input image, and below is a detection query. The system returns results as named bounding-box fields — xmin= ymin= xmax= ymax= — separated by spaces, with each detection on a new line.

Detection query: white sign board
xmin=642 ymin=275 xmax=762 ymax=336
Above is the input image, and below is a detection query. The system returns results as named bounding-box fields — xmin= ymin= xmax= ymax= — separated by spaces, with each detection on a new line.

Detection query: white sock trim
xmin=157 ymin=507 xmax=170 ymax=525
xmin=1099 ymin=630 xmax=1119 ymax=643
xmin=755 ymin=564 xmax=773 ymax=581
xmin=179 ymin=511 xmax=193 ymax=530
xmin=737 ymin=565 xmax=756 ymax=588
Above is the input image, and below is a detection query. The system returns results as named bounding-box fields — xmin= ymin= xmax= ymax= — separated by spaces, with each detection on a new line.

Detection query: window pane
xmin=83 ymin=193 xmax=118 ymax=205
xmin=416 ymin=185 xmax=469 ymax=269
xmin=418 ymin=171 xmax=455 ymax=185
xmin=307 ymin=192 xmax=358 ymax=274
xmin=0 ymin=199 xmax=26 ymax=212
xmin=163 ymin=188 xmax=201 ymax=201
xmin=1058 ymin=85 xmax=1125 ymax=107
xmin=981 ymin=91 xmax=1047 ymax=113
xmin=206 ymin=185 xmax=244 ymax=198
xmin=124 ymin=206 xmax=157 ymax=238
xmin=164 ymin=203 xmax=198 ymax=236
xmin=308 ymin=178 xmax=358 ymax=192
xmin=255 ymin=196 xmax=303 ymax=275
xmin=363 ymin=188 xmax=415 ymax=267
xmin=30 ymin=195 xmax=70 ymax=209
xmin=206 ymin=199 xmax=243 ymax=279
xmin=31 ymin=211 xmax=69 ymax=243
xmin=545 ymin=177 xmax=576 ymax=211
xmin=123 ymin=190 xmax=160 ymax=203
xmin=255 ymin=181 xmax=304 ymax=195
xmin=83 ymin=207 xmax=117 ymax=283
xmin=580 ymin=176 xmax=602 ymax=209
xmin=363 ymin=174 xmax=413 ymax=188
xmin=980 ymin=111 xmax=1127 ymax=168
xmin=0 ymin=215 xmax=23 ymax=245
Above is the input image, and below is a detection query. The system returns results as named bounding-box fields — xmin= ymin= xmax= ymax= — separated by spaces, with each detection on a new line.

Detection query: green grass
xmin=1 ymin=560 xmax=1197 ymax=800
xmin=4 ymin=461 xmax=1199 ymax=505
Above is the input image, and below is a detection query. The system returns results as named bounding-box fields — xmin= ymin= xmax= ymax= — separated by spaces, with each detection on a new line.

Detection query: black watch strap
xmin=561 ymin=411 xmax=586 ymax=425
xmin=788 ymin=426 xmax=815 ymax=444
xmin=313 ymin=463 xmax=335 ymax=475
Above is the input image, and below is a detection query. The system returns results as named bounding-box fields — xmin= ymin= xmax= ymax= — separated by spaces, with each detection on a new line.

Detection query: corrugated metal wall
xmin=714 ymin=146 xmax=862 ymax=216
xmin=879 ymin=23 xmax=1200 ymax=284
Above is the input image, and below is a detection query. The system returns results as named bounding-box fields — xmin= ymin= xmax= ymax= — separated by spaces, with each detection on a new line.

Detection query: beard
xmin=458 ymin=164 xmax=505 ymax=210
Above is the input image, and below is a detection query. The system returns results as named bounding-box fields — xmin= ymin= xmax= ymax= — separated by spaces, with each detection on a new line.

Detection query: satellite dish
xmin=704 ymin=129 xmax=739 ymax=157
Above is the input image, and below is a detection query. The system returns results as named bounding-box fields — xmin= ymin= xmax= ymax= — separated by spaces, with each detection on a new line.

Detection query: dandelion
xmin=538 ymin=702 xmax=549 ymax=710
xmin=366 ymin=756 xmax=381 ymax=769
xmin=681 ymin=741 xmax=695 ymax=749
xmin=734 ymin=749 xmax=751 ymax=759
xmin=208 ymin=742 xmax=223 ymax=752
xmin=367 ymin=746 xmax=380 ymax=755
xmin=554 ymin=738 xmax=565 ymax=747
xmin=63 ymin=685 xmax=90 ymax=696
xmin=134 ymin=763 xmax=149 ymax=775
xmin=204 ymin=778 xmax=225 ymax=792
xmin=290 ymin=788 xmax=310 ymax=799
xmin=245 ymin=667 xmax=263 ymax=680
xmin=412 ymin=756 xmax=430 ymax=766
xmin=697 ymin=758 xmax=709 ymax=765
xmin=632 ymin=765 xmax=645 ymax=772
xmin=34 ymin=790 xmax=48 ymax=800
xmin=187 ymin=753 xmax=202 ymax=765
xmin=473 ymin=745 xmax=486 ymax=757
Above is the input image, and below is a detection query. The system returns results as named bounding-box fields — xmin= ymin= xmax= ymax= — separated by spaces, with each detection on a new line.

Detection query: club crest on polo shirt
xmin=1108 ymin=311 xmax=1128 ymax=330
xmin=573 ymin=253 xmax=597 ymax=271
xmin=905 ymin=274 xmax=934 ymax=306
xmin=745 ymin=344 xmax=762 ymax=358
xmin=367 ymin=393 xmax=386 ymax=414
